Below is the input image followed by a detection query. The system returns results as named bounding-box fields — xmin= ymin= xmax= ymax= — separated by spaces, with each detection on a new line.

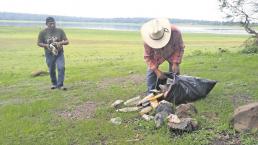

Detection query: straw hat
xmin=141 ymin=18 xmax=171 ymax=49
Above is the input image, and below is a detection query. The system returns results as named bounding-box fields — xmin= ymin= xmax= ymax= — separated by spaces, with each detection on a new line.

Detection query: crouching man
xmin=140 ymin=18 xmax=185 ymax=94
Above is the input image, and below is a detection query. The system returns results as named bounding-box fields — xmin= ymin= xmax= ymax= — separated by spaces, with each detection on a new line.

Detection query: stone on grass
xmin=111 ymin=100 xmax=124 ymax=109
xmin=154 ymin=100 xmax=174 ymax=128
xmin=124 ymin=96 xmax=141 ymax=106
xmin=116 ymin=107 xmax=139 ymax=112
xmin=141 ymin=114 xmax=154 ymax=121
xmin=168 ymin=118 xmax=198 ymax=133
xmin=110 ymin=117 xmax=122 ymax=125
xmin=31 ymin=70 xmax=48 ymax=77
xmin=175 ymin=103 xmax=197 ymax=118
xmin=232 ymin=102 xmax=258 ymax=132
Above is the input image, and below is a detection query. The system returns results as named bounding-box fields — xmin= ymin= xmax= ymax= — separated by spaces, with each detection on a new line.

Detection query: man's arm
xmin=55 ymin=39 xmax=69 ymax=46
xmin=52 ymin=29 xmax=69 ymax=48
xmin=144 ymin=43 xmax=157 ymax=70
xmin=37 ymin=42 xmax=49 ymax=48
xmin=37 ymin=31 xmax=48 ymax=48
xmin=144 ymin=43 xmax=167 ymax=79
xmin=60 ymin=29 xmax=69 ymax=45
xmin=171 ymin=31 xmax=185 ymax=74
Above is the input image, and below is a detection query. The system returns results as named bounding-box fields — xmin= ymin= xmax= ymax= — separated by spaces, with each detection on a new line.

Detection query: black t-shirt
xmin=38 ymin=28 xmax=68 ymax=52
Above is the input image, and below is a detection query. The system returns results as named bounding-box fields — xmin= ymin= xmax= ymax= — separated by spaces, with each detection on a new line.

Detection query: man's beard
xmin=48 ymin=27 xmax=55 ymax=31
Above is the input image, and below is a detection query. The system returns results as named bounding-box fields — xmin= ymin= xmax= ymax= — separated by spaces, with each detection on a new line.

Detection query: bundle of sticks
xmin=114 ymin=89 xmax=168 ymax=117
xmin=137 ymin=91 xmax=164 ymax=115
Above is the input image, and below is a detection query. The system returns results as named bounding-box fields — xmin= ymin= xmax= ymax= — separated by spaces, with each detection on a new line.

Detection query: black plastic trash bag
xmin=157 ymin=73 xmax=217 ymax=105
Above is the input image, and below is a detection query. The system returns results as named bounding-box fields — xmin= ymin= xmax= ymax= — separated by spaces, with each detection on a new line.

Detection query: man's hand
xmin=37 ymin=43 xmax=49 ymax=48
xmin=52 ymin=42 xmax=62 ymax=49
xmin=172 ymin=63 xmax=180 ymax=75
xmin=154 ymin=69 xmax=167 ymax=80
xmin=49 ymin=43 xmax=58 ymax=55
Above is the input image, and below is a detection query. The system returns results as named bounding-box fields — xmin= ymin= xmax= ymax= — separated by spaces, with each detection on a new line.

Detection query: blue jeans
xmin=45 ymin=51 xmax=65 ymax=87
xmin=146 ymin=62 xmax=173 ymax=94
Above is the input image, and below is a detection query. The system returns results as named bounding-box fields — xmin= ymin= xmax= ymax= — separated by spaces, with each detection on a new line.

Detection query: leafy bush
xmin=241 ymin=37 xmax=258 ymax=54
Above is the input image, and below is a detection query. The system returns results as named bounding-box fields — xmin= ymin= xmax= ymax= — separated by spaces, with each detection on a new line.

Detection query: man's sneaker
xmin=51 ymin=85 xmax=57 ymax=89
xmin=58 ymin=86 xmax=67 ymax=91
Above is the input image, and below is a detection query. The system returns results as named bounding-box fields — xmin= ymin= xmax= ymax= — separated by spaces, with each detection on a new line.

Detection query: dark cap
xmin=46 ymin=17 xmax=55 ymax=24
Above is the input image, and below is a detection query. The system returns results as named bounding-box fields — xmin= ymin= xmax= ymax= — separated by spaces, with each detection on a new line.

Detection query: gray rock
xmin=116 ymin=107 xmax=139 ymax=112
xmin=154 ymin=100 xmax=174 ymax=128
xmin=175 ymin=103 xmax=197 ymax=118
xmin=124 ymin=96 xmax=141 ymax=106
xmin=111 ymin=100 xmax=124 ymax=109
xmin=141 ymin=114 xmax=154 ymax=121
xmin=31 ymin=70 xmax=48 ymax=77
xmin=154 ymin=111 xmax=169 ymax=128
xmin=110 ymin=117 xmax=122 ymax=125
xmin=232 ymin=102 xmax=258 ymax=132
xmin=155 ymin=100 xmax=174 ymax=114
xmin=168 ymin=118 xmax=198 ymax=133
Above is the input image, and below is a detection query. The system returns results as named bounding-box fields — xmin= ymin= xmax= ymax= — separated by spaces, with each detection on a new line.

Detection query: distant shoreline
xmin=0 ymin=12 xmax=245 ymax=25
xmin=0 ymin=19 xmax=249 ymax=35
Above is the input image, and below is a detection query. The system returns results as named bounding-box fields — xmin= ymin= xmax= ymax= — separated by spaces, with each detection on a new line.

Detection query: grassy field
xmin=0 ymin=26 xmax=258 ymax=145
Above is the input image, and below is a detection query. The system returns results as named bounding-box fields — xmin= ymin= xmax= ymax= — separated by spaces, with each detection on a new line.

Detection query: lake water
xmin=0 ymin=20 xmax=249 ymax=35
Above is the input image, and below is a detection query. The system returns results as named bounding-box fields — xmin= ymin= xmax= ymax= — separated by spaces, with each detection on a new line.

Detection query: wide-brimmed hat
xmin=141 ymin=18 xmax=171 ymax=49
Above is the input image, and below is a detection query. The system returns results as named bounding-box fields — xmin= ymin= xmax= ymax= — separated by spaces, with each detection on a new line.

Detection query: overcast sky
xmin=0 ymin=0 xmax=224 ymax=21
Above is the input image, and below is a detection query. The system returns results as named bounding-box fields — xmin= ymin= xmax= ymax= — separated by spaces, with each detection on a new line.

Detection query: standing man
xmin=140 ymin=18 xmax=185 ymax=94
xmin=37 ymin=17 xmax=69 ymax=90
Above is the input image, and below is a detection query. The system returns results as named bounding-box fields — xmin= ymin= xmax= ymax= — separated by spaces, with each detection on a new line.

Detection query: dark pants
xmin=45 ymin=51 xmax=65 ymax=87
xmin=146 ymin=62 xmax=173 ymax=94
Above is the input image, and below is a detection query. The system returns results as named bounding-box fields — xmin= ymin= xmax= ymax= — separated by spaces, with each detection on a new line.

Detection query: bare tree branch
xmin=218 ymin=0 xmax=258 ymax=37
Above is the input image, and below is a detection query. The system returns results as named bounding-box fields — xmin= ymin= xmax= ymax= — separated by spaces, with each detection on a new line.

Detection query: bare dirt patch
xmin=57 ymin=101 xmax=97 ymax=120
xmin=97 ymin=74 xmax=145 ymax=89
xmin=210 ymin=131 xmax=241 ymax=145
xmin=201 ymin=112 xmax=219 ymax=121
xmin=231 ymin=94 xmax=253 ymax=109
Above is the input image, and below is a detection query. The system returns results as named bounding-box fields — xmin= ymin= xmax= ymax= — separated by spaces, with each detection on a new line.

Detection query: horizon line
xmin=0 ymin=11 xmax=226 ymax=22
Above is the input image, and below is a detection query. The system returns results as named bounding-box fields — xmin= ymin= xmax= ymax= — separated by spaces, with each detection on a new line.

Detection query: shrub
xmin=241 ymin=37 xmax=258 ymax=54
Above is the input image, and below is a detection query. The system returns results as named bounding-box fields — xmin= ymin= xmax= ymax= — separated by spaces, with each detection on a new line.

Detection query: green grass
xmin=0 ymin=26 xmax=257 ymax=145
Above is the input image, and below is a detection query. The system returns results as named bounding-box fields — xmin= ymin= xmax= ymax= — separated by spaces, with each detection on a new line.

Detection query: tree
xmin=218 ymin=0 xmax=258 ymax=37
